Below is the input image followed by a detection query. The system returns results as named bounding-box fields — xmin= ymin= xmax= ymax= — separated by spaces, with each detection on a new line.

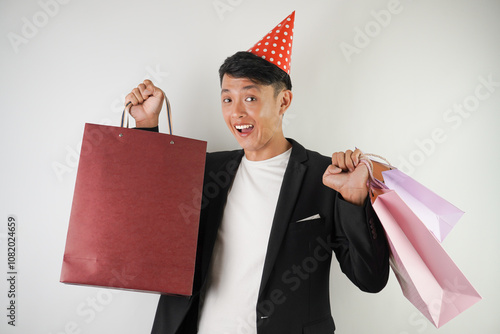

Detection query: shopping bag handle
xmin=121 ymin=90 xmax=173 ymax=135
xmin=358 ymin=152 xmax=392 ymax=190
xmin=359 ymin=158 xmax=386 ymax=190
xmin=359 ymin=152 xmax=392 ymax=168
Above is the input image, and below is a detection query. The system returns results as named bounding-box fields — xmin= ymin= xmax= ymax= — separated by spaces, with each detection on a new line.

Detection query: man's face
xmin=221 ymin=74 xmax=291 ymax=159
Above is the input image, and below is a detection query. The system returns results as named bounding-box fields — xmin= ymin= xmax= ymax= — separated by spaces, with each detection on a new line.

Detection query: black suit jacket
xmin=151 ymin=138 xmax=389 ymax=334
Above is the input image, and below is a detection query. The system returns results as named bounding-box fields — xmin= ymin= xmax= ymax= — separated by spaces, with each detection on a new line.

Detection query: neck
xmin=244 ymin=135 xmax=292 ymax=161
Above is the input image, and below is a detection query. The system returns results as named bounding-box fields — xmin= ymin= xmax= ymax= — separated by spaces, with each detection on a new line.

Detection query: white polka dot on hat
xmin=247 ymin=11 xmax=295 ymax=75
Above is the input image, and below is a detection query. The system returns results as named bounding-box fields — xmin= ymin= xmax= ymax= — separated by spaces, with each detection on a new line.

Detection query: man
xmin=126 ymin=12 xmax=389 ymax=334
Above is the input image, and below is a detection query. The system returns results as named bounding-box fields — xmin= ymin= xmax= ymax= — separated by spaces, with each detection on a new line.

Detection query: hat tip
xmin=247 ymin=11 xmax=296 ymax=74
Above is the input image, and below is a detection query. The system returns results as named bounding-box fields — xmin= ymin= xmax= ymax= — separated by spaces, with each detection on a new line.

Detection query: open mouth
xmin=235 ymin=124 xmax=254 ymax=134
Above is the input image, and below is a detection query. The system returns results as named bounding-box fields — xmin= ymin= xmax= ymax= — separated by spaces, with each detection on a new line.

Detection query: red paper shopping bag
xmin=60 ymin=123 xmax=206 ymax=295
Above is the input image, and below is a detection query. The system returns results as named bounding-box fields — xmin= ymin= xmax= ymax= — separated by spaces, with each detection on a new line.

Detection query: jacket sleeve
xmin=332 ymin=194 xmax=390 ymax=293
xmin=135 ymin=126 xmax=159 ymax=132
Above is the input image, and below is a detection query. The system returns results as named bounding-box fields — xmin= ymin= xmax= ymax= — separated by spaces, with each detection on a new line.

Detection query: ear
xmin=278 ymin=90 xmax=293 ymax=116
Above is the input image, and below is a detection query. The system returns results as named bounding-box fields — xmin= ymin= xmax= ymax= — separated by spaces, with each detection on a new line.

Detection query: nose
xmin=231 ymin=98 xmax=247 ymax=119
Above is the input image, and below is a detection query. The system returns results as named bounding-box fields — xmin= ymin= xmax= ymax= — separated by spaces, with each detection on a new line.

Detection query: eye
xmin=245 ymin=97 xmax=256 ymax=102
xmin=222 ymin=97 xmax=232 ymax=103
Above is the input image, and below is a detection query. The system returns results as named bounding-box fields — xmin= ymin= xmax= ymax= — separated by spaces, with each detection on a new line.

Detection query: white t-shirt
xmin=197 ymin=148 xmax=292 ymax=334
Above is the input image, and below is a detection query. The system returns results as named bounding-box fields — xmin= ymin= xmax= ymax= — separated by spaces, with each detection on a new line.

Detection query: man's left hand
xmin=322 ymin=148 xmax=368 ymax=206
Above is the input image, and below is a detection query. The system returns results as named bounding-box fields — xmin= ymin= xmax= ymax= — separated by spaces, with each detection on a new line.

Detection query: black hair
xmin=219 ymin=51 xmax=292 ymax=95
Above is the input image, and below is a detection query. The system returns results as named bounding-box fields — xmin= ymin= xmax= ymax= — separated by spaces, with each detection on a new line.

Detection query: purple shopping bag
xmin=382 ymin=169 xmax=464 ymax=242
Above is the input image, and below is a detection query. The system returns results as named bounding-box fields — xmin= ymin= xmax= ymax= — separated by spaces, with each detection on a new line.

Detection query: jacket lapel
xmin=258 ymin=139 xmax=308 ymax=298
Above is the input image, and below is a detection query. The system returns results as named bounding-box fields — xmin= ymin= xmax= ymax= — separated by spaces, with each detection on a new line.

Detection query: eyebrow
xmin=221 ymin=84 xmax=261 ymax=95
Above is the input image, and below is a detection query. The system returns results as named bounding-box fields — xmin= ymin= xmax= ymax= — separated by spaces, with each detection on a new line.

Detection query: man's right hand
xmin=125 ymin=79 xmax=164 ymax=128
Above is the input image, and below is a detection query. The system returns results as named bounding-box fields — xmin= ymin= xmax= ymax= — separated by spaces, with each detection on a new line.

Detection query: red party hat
xmin=248 ymin=11 xmax=295 ymax=74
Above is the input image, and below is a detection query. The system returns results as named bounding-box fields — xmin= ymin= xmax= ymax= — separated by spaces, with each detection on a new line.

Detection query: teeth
xmin=235 ymin=124 xmax=254 ymax=130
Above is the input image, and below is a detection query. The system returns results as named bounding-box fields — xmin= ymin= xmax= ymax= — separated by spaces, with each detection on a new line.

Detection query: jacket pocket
xmin=288 ymin=217 xmax=324 ymax=232
xmin=303 ymin=315 xmax=336 ymax=334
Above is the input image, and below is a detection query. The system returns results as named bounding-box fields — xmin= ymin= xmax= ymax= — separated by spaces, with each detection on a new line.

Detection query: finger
xmin=356 ymin=161 xmax=369 ymax=177
xmin=131 ymin=87 xmax=144 ymax=104
xmin=146 ymin=82 xmax=164 ymax=100
xmin=125 ymin=92 xmax=139 ymax=106
xmin=142 ymin=79 xmax=160 ymax=96
xmin=344 ymin=149 xmax=355 ymax=172
xmin=143 ymin=79 xmax=154 ymax=88
xmin=331 ymin=152 xmax=345 ymax=170
xmin=352 ymin=148 xmax=363 ymax=167
xmin=138 ymin=83 xmax=150 ymax=99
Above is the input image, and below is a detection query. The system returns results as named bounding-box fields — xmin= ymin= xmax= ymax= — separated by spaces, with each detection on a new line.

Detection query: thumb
xmin=322 ymin=165 xmax=344 ymax=190
xmin=326 ymin=164 xmax=343 ymax=175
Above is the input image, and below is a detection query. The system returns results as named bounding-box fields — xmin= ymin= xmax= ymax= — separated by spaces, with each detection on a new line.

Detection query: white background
xmin=1 ymin=0 xmax=499 ymax=333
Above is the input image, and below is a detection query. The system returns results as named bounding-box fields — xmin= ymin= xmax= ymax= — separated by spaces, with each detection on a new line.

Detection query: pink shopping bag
xmin=364 ymin=160 xmax=481 ymax=328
